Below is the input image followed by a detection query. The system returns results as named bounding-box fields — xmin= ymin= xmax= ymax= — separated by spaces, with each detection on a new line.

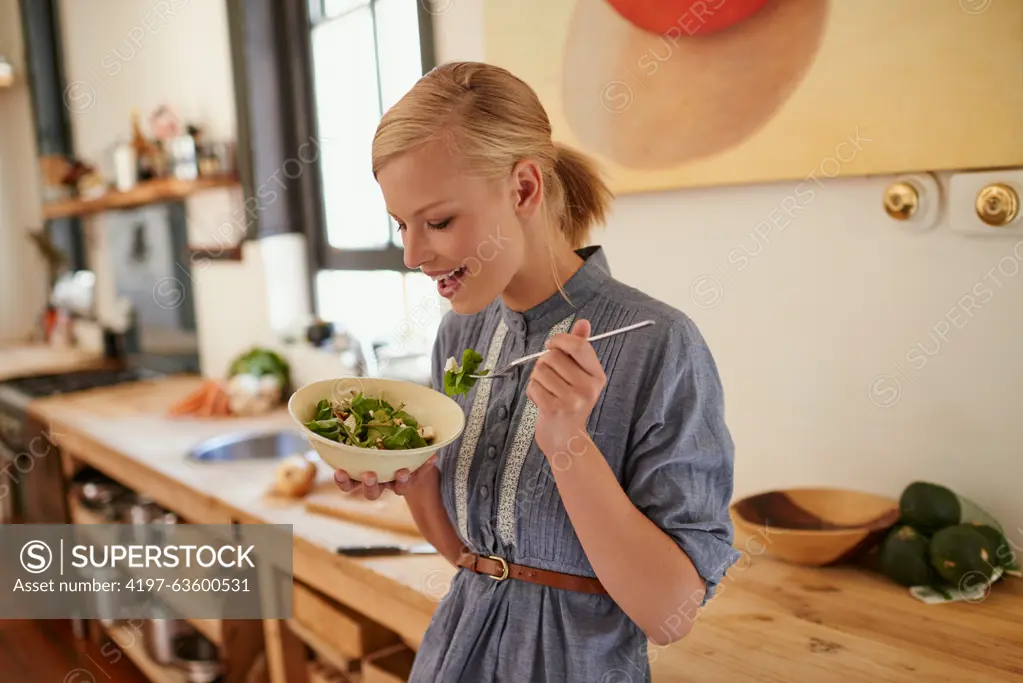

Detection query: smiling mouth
xmin=430 ymin=266 xmax=467 ymax=286
xmin=433 ymin=266 xmax=468 ymax=298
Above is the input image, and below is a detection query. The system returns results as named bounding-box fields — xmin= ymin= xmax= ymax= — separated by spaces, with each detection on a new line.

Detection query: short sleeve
xmin=623 ymin=319 xmax=741 ymax=605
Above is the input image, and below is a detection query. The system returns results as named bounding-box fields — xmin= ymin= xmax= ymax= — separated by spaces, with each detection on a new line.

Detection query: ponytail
xmin=551 ymin=142 xmax=614 ymax=249
xmin=373 ymin=61 xmax=614 ymax=250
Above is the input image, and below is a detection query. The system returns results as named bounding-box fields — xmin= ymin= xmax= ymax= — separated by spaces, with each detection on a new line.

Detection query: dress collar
xmin=497 ymin=245 xmax=612 ymax=337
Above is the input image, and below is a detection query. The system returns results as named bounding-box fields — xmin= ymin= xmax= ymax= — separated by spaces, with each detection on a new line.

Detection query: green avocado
xmin=970 ymin=524 xmax=1009 ymax=569
xmin=929 ymin=523 xmax=999 ymax=585
xmin=899 ymin=481 xmax=961 ymax=534
xmin=879 ymin=525 xmax=938 ymax=587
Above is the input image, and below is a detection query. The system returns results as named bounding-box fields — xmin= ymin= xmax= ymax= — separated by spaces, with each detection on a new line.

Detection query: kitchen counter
xmin=27 ymin=374 xmax=448 ymax=649
xmin=0 ymin=343 xmax=107 ymax=381
xmin=27 ymin=375 xmax=1023 ymax=682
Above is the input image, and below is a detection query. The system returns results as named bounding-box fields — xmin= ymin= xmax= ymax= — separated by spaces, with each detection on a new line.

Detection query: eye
xmin=426 ymin=217 xmax=452 ymax=230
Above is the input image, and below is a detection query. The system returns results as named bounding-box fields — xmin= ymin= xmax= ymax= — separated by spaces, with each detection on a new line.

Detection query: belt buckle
xmin=486 ymin=555 xmax=509 ymax=581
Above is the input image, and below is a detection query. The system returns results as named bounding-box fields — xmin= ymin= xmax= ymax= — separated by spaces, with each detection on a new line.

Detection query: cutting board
xmin=303 ymin=486 xmax=421 ymax=537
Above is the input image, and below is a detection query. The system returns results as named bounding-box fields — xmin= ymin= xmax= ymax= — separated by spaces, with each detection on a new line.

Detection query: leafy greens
xmin=228 ymin=347 xmax=290 ymax=387
xmin=443 ymin=348 xmax=488 ymax=397
xmin=304 ymin=392 xmax=435 ymax=450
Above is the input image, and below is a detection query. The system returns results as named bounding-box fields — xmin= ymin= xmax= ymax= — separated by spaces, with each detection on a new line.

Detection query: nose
xmin=402 ymin=227 xmax=433 ymax=270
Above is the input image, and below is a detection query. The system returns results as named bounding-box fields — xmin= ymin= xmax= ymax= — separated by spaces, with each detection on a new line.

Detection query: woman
xmin=333 ymin=61 xmax=740 ymax=683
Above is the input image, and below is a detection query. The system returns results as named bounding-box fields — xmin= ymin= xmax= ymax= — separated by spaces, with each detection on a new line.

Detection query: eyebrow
xmin=388 ymin=199 xmax=451 ymax=220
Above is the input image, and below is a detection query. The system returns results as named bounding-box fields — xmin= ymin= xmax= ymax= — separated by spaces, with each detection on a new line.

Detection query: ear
xmin=509 ymin=158 xmax=544 ymax=219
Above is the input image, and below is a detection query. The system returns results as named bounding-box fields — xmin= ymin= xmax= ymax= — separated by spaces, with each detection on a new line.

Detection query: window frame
xmin=302 ymin=0 xmax=438 ymax=273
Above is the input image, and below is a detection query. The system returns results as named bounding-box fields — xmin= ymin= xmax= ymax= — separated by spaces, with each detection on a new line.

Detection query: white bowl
xmin=287 ymin=377 xmax=465 ymax=483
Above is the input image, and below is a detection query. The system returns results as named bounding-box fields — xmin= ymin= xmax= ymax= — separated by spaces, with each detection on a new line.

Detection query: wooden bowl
xmin=730 ymin=487 xmax=900 ymax=566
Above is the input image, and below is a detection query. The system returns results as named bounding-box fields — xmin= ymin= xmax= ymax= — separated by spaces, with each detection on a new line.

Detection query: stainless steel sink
xmin=185 ymin=429 xmax=315 ymax=463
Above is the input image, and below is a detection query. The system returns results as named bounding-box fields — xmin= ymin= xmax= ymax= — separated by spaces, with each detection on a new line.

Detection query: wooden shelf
xmin=42 ymin=174 xmax=239 ymax=220
xmin=309 ymin=659 xmax=356 ymax=683
xmin=187 ymin=243 xmax=244 ymax=262
xmin=288 ymin=619 xmax=355 ymax=675
xmin=104 ymin=622 xmax=189 ymax=683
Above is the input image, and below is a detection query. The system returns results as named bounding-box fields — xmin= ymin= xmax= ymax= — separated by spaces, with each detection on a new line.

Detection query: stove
xmin=4 ymin=366 xmax=161 ymax=398
xmin=0 ymin=367 xmax=162 ymax=412
xmin=0 ymin=366 xmax=164 ymax=523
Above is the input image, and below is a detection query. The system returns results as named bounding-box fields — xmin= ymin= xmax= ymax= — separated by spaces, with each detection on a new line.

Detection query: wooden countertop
xmin=28 ymin=375 xmax=448 ymax=647
xmin=0 ymin=343 xmax=107 ymax=381
xmin=27 ymin=376 xmax=1023 ymax=682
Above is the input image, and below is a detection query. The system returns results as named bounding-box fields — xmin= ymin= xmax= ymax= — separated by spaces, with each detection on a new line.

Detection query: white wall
xmin=56 ymin=0 xmax=273 ymax=377
xmin=57 ymin=0 xmax=237 ymax=178
xmin=431 ymin=1 xmax=1023 ymax=528
xmin=0 ymin=0 xmax=48 ymax=342
xmin=605 ymin=176 xmax=1023 ymax=529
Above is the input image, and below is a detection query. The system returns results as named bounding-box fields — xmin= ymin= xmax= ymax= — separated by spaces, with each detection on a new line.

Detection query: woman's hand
xmin=526 ymin=318 xmax=607 ymax=456
xmin=333 ymin=454 xmax=438 ymax=501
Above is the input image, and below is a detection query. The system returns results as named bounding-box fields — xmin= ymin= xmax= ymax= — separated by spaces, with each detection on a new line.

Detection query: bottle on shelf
xmin=112 ymin=141 xmax=137 ymax=192
xmin=130 ymin=109 xmax=155 ymax=181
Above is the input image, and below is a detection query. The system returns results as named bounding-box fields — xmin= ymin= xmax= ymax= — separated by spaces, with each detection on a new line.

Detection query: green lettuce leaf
xmin=444 ymin=348 xmax=489 ymax=397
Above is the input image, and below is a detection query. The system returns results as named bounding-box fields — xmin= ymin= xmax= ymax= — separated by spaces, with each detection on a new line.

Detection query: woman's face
xmin=377 ymin=140 xmax=533 ymax=315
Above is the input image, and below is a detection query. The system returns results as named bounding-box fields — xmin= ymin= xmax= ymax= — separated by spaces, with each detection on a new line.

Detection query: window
xmin=305 ymin=0 xmax=447 ymax=360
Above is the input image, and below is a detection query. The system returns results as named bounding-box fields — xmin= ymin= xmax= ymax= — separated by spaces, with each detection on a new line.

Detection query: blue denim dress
xmin=408 ymin=245 xmax=740 ymax=683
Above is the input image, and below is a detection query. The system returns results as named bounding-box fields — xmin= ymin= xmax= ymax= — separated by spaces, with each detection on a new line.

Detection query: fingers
xmin=394 ymin=454 xmax=439 ymax=495
xmin=560 ymin=342 xmax=604 ymax=379
xmin=545 ymin=322 xmax=605 ymax=379
xmin=526 ymin=376 xmax=557 ymax=411
xmin=361 ymin=472 xmax=384 ymax=501
xmin=531 ymin=356 xmax=573 ymax=399
xmin=335 ymin=470 xmax=389 ymax=499
xmin=570 ymin=319 xmax=591 ymax=338
xmin=334 ymin=469 xmax=361 ymax=494
xmin=392 ymin=468 xmax=413 ymax=496
xmin=537 ymin=348 xmax=590 ymax=388
xmin=339 ymin=457 xmax=439 ymax=498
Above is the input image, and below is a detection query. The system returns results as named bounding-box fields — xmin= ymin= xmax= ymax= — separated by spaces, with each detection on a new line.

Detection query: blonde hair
xmin=372 ymin=61 xmax=613 ymax=251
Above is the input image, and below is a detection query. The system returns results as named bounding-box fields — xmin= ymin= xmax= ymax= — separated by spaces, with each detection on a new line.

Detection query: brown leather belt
xmin=457 ymin=552 xmax=608 ymax=595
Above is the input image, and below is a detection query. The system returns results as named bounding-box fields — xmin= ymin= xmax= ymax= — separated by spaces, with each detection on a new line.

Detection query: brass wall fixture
xmin=883 ymin=181 xmax=919 ymax=220
xmin=975 ymin=183 xmax=1019 ymax=227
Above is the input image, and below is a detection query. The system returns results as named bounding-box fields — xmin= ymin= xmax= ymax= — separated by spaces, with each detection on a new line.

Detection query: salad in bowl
xmin=288 ymin=377 xmax=465 ymax=483
xmin=304 ymin=392 xmax=436 ymax=450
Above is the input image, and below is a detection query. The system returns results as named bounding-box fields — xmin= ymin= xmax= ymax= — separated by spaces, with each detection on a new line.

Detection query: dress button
xmin=498 ymin=406 xmax=508 ymax=420
xmin=487 ymin=445 xmax=497 ymax=459
xmin=480 ymin=485 xmax=490 ymax=499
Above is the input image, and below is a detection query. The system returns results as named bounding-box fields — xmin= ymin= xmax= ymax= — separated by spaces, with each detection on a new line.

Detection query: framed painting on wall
xmin=483 ymin=0 xmax=1023 ymax=195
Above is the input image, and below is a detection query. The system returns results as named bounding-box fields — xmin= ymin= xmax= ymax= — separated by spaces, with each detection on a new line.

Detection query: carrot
xmin=198 ymin=380 xmax=221 ymax=417
xmin=168 ymin=385 xmax=208 ymax=415
xmin=212 ymin=387 xmax=231 ymax=417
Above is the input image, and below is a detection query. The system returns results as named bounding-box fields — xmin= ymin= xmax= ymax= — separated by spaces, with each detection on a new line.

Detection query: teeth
xmin=431 ymin=267 xmax=463 ymax=281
